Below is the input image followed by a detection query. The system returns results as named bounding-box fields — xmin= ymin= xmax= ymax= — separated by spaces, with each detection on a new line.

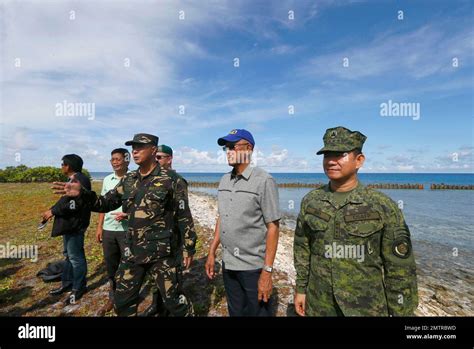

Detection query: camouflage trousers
xmin=114 ymin=257 xmax=194 ymax=316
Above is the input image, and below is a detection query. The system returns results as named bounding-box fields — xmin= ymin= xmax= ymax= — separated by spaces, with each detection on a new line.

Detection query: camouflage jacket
xmin=81 ymin=164 xmax=197 ymax=264
xmin=294 ymin=181 xmax=418 ymax=316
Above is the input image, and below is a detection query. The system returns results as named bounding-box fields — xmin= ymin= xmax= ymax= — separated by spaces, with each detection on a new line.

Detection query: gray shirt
xmin=217 ymin=166 xmax=281 ymax=271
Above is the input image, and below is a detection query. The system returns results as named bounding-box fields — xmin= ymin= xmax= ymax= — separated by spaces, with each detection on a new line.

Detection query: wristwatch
xmin=263 ymin=265 xmax=273 ymax=273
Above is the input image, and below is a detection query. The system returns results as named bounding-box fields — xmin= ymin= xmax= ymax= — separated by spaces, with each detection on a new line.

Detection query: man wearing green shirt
xmin=294 ymin=126 xmax=418 ymax=316
xmin=96 ymin=148 xmax=130 ymax=313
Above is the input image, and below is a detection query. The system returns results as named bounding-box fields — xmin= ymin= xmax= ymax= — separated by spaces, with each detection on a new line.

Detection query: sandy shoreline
xmin=188 ymin=191 xmax=473 ymax=316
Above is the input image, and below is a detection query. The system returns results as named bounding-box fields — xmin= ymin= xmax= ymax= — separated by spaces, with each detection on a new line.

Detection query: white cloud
xmin=300 ymin=23 xmax=473 ymax=80
xmin=7 ymin=127 xmax=38 ymax=152
xmin=170 ymin=145 xmax=312 ymax=173
xmin=396 ymin=165 xmax=414 ymax=171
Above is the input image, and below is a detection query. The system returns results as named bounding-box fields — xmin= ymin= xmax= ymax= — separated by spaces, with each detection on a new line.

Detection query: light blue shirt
xmin=101 ymin=172 xmax=128 ymax=232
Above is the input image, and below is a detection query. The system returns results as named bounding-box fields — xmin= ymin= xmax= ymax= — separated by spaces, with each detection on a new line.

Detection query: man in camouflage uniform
xmin=52 ymin=133 xmax=196 ymax=316
xmin=293 ymin=126 xmax=418 ymax=316
xmin=141 ymin=144 xmax=189 ymax=317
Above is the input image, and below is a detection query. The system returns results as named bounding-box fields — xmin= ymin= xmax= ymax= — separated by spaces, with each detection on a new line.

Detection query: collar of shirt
xmin=321 ymin=180 xmax=365 ymax=208
xmin=132 ymin=163 xmax=161 ymax=180
xmin=231 ymin=165 xmax=254 ymax=181
xmin=67 ymin=172 xmax=78 ymax=182
xmin=110 ymin=169 xmax=128 ymax=181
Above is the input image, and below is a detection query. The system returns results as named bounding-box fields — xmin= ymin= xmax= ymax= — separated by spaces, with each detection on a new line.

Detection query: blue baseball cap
xmin=217 ymin=129 xmax=255 ymax=146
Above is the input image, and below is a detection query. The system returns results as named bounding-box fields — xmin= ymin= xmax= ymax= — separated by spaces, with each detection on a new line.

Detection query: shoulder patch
xmin=392 ymin=239 xmax=411 ymax=259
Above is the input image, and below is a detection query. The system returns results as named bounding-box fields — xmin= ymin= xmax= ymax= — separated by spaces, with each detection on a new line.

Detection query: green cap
xmin=157 ymin=144 xmax=173 ymax=156
xmin=316 ymin=126 xmax=367 ymax=155
xmin=125 ymin=133 xmax=158 ymax=146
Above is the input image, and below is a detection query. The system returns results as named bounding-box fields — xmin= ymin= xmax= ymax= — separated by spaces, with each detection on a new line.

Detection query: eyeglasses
xmin=222 ymin=142 xmax=250 ymax=152
xmin=156 ymin=155 xmax=171 ymax=160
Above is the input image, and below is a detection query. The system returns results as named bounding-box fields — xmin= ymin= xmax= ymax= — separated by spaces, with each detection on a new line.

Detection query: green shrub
xmin=0 ymin=165 xmax=91 ymax=183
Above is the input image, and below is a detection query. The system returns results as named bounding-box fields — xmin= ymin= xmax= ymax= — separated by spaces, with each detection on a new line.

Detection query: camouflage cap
xmin=157 ymin=144 xmax=173 ymax=156
xmin=316 ymin=126 xmax=367 ymax=155
xmin=125 ymin=133 xmax=159 ymax=146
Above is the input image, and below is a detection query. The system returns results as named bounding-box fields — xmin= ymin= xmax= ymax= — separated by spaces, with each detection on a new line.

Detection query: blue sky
xmin=1 ymin=0 xmax=473 ymax=173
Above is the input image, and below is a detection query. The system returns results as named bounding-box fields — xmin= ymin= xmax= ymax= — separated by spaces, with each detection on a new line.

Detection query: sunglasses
xmin=222 ymin=142 xmax=250 ymax=151
xmin=156 ymin=155 xmax=171 ymax=160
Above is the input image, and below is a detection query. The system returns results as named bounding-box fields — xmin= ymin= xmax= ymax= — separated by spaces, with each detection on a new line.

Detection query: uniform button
xmin=222 ymin=231 xmax=225 ymax=234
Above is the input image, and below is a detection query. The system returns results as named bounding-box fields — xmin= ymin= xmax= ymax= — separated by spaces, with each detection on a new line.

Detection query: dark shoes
xmin=49 ymin=285 xmax=72 ymax=296
xmin=64 ymin=288 xmax=87 ymax=306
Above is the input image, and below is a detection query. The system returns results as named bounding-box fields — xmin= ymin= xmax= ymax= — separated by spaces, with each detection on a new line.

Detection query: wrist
xmin=208 ymin=247 xmax=217 ymax=257
xmin=262 ymin=265 xmax=273 ymax=273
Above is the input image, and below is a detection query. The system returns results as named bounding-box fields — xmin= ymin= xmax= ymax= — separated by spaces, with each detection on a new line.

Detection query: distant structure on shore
xmin=188 ymin=181 xmax=474 ymax=190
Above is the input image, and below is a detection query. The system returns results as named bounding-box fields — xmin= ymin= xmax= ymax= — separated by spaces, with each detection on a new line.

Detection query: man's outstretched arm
xmin=52 ymin=176 xmax=123 ymax=213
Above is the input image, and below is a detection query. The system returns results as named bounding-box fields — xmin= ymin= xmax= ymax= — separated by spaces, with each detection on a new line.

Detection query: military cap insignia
xmin=230 ymin=129 xmax=237 ymax=134
xmin=329 ymin=130 xmax=337 ymax=138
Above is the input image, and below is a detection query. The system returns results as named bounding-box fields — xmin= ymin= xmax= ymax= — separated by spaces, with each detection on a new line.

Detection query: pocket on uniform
xmin=305 ymin=214 xmax=329 ymax=232
xmin=144 ymin=229 xmax=172 ymax=256
xmin=147 ymin=189 xmax=167 ymax=203
xmin=143 ymin=189 xmax=168 ymax=216
xmin=343 ymin=219 xmax=384 ymax=238
xmin=304 ymin=214 xmax=328 ymax=256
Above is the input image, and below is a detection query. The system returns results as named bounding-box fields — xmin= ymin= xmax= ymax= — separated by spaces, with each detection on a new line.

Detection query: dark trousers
xmin=222 ymin=265 xmax=272 ymax=317
xmin=102 ymin=229 xmax=126 ymax=294
xmin=62 ymin=230 xmax=87 ymax=291
xmin=114 ymin=258 xmax=194 ymax=317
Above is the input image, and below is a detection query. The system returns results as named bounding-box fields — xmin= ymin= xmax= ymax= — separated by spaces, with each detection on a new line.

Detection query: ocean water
xmin=90 ymin=171 xmax=474 ymax=186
